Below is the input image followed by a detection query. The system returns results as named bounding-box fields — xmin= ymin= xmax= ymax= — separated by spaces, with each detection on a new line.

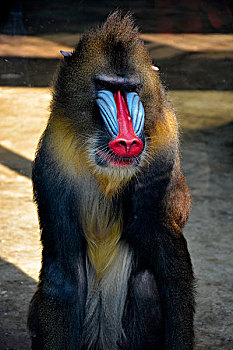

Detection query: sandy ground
xmin=0 ymin=86 xmax=232 ymax=349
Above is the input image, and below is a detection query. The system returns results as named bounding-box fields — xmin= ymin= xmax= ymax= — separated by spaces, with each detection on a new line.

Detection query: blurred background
xmin=0 ymin=1 xmax=232 ymax=349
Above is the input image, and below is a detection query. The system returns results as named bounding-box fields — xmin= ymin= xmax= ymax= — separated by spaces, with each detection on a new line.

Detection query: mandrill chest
xmin=81 ymin=191 xmax=123 ymax=279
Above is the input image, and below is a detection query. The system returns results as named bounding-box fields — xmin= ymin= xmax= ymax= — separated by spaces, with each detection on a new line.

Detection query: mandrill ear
xmin=151 ymin=65 xmax=159 ymax=72
xmin=60 ymin=50 xmax=73 ymax=61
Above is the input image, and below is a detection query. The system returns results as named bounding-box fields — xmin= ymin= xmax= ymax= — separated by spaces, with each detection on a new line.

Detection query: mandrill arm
xmin=28 ymin=141 xmax=87 ymax=350
xmin=123 ymin=157 xmax=195 ymax=349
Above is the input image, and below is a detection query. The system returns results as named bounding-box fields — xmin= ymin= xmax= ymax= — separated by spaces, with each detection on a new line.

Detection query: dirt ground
xmin=0 ymin=18 xmax=233 ymax=350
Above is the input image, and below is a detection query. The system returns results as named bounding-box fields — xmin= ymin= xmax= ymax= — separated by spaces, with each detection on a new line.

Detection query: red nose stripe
xmin=109 ymin=91 xmax=143 ymax=158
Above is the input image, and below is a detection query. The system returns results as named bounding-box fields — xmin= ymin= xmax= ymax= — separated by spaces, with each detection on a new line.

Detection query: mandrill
xmin=28 ymin=11 xmax=195 ymax=350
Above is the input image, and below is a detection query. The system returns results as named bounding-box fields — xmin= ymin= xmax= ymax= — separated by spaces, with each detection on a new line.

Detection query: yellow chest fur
xmin=80 ymin=185 xmax=122 ymax=280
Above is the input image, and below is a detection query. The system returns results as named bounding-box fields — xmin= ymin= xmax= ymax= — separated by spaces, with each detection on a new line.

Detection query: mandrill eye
xmin=96 ymin=90 xmax=119 ymax=136
xmin=126 ymin=92 xmax=145 ymax=137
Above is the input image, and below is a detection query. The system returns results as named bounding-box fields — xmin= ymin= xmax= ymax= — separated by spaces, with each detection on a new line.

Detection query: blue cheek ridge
xmin=126 ymin=92 xmax=145 ymax=136
xmin=96 ymin=90 xmax=119 ymax=136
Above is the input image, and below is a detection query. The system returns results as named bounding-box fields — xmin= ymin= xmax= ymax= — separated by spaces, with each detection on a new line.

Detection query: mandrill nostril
xmin=119 ymin=140 xmax=134 ymax=152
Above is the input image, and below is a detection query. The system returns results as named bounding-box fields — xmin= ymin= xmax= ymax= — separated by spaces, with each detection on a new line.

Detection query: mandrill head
xmin=49 ymin=11 xmax=178 ymax=194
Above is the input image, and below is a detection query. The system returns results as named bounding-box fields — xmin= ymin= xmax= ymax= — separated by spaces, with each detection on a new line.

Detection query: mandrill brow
xmin=27 ymin=10 xmax=195 ymax=350
xmin=94 ymin=74 xmax=142 ymax=91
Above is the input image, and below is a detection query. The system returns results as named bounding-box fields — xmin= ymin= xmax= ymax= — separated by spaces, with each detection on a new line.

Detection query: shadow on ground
xmin=0 ymin=258 xmax=36 ymax=350
xmin=0 ymin=145 xmax=32 ymax=179
xmin=1 ymin=46 xmax=232 ymax=90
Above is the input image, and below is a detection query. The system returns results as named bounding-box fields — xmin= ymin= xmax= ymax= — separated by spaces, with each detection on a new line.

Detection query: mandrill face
xmin=95 ymin=77 xmax=145 ymax=168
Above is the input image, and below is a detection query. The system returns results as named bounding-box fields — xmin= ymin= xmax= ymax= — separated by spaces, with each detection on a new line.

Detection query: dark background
xmin=0 ymin=0 xmax=232 ymax=89
xmin=1 ymin=0 xmax=233 ymax=34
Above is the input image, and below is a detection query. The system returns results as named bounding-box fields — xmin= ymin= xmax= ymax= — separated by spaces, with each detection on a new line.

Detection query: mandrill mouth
xmin=95 ymin=148 xmax=141 ymax=167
